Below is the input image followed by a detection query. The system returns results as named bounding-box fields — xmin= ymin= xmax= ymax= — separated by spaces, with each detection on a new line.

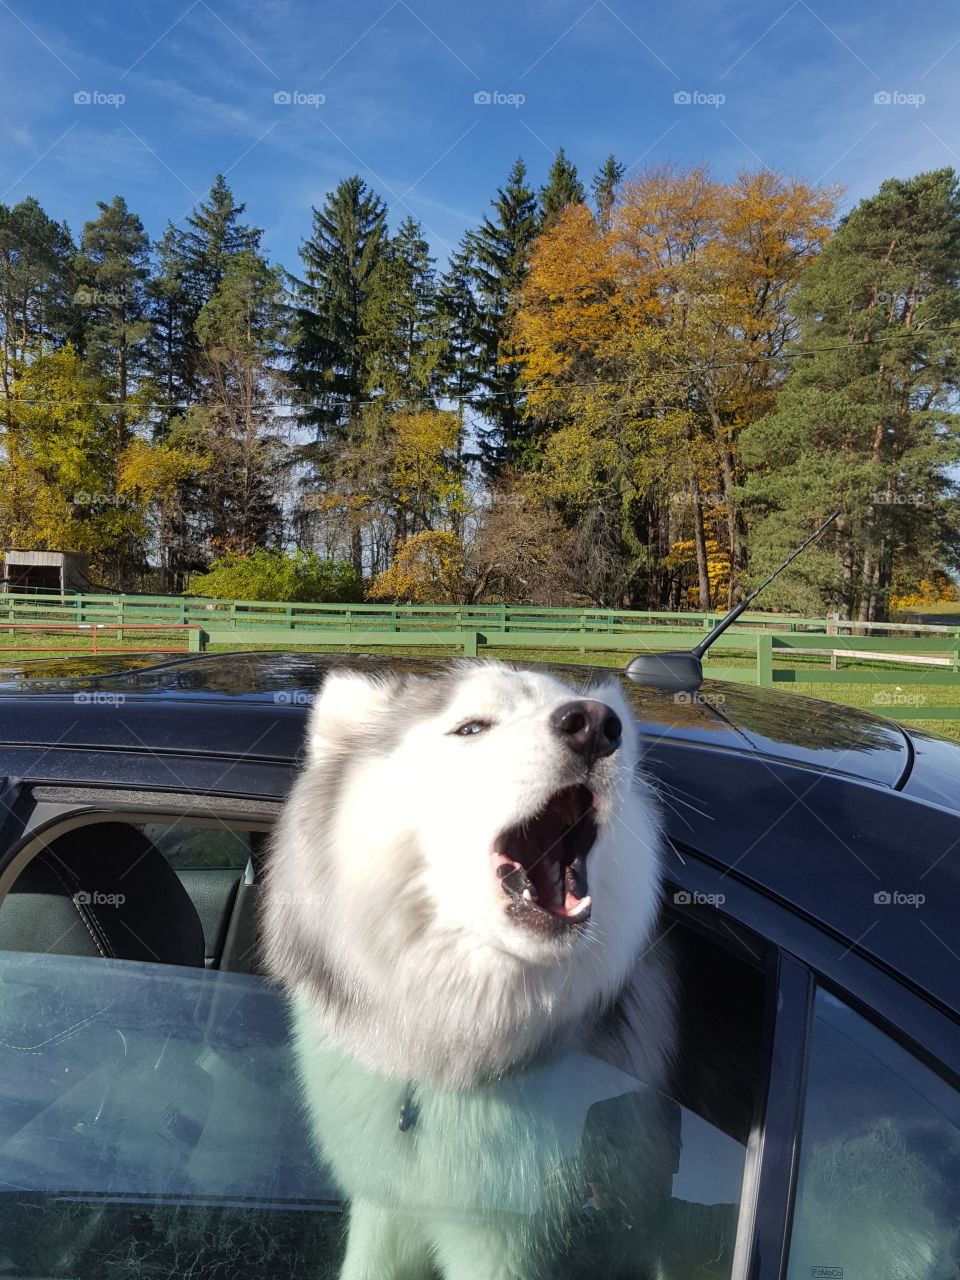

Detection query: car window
xmin=786 ymin=989 xmax=960 ymax=1280
xmin=141 ymin=821 xmax=253 ymax=870
xmin=0 ymin=921 xmax=766 ymax=1280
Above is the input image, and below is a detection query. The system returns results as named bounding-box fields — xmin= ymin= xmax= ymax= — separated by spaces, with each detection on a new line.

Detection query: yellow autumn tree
xmin=366 ymin=530 xmax=469 ymax=604
xmin=514 ymin=166 xmax=838 ymax=608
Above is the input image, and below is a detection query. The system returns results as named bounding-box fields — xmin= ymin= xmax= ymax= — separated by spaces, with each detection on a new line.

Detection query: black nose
xmin=550 ymin=700 xmax=622 ymax=759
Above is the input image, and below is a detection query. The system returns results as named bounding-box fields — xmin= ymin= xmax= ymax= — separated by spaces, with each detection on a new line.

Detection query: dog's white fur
xmin=262 ymin=662 xmax=674 ymax=1278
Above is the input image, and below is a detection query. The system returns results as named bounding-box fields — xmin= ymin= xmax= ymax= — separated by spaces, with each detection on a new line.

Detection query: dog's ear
xmin=307 ymin=670 xmax=396 ymax=755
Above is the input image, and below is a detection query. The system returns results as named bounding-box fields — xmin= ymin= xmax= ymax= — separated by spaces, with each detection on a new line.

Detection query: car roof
xmin=0 ymin=649 xmax=912 ymax=786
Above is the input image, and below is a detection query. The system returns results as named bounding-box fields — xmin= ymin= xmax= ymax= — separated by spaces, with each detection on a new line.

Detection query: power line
xmin=0 ymin=325 xmax=956 ymax=411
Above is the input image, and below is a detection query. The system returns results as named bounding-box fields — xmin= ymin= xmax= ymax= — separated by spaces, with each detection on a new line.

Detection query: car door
xmin=0 ymin=784 xmax=781 ymax=1280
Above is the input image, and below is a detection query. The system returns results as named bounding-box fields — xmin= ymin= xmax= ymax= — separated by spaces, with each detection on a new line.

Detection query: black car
xmin=0 ymin=650 xmax=956 ymax=1280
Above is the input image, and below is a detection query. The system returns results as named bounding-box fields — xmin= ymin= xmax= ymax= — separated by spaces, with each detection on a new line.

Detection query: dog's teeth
xmin=522 ymin=888 xmax=533 ymax=901
xmin=568 ymin=896 xmax=592 ymax=917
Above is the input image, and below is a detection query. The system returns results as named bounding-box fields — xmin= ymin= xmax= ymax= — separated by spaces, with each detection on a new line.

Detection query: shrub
xmin=186 ymin=549 xmax=363 ymax=603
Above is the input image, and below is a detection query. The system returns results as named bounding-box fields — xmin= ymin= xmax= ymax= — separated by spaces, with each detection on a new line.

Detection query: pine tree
xmin=145 ymin=225 xmax=195 ymax=435
xmin=175 ymin=175 xmax=263 ymax=313
xmin=435 ymin=238 xmax=481 ymax=409
xmin=148 ymin=177 xmax=263 ymax=418
xmin=539 ymin=148 xmax=585 ymax=230
xmin=288 ymin=175 xmax=388 ymax=437
xmin=75 ymin=196 xmax=151 ymax=459
xmin=0 ymin=197 xmax=76 ymax=425
xmin=180 ymin=250 xmax=287 ymax=555
xmin=740 ymin=169 xmax=960 ymax=621
xmin=362 ymin=215 xmax=439 ymax=406
xmin=468 ymin=158 xmax=541 ymax=474
xmin=591 ymin=155 xmax=625 ymax=227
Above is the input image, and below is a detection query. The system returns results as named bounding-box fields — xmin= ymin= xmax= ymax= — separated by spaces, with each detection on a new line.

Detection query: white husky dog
xmin=261 ymin=661 xmax=674 ymax=1280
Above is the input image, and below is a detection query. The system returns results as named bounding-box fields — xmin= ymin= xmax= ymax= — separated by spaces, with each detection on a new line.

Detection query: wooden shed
xmin=1 ymin=550 xmax=94 ymax=595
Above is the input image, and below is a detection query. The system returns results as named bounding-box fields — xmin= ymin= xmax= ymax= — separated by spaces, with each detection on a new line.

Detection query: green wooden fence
xmin=1 ymin=591 xmax=959 ymax=720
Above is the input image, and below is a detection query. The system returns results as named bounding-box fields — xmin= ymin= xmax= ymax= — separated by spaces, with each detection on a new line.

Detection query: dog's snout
xmin=551 ymin=700 xmax=622 ymax=759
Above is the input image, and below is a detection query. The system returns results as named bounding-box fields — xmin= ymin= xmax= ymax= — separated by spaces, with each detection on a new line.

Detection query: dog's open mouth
xmin=493 ymin=784 xmax=597 ymax=931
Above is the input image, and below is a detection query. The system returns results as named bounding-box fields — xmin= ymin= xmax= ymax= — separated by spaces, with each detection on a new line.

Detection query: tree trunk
xmin=840 ymin=535 xmax=856 ymax=621
xmin=691 ymin=488 xmax=711 ymax=610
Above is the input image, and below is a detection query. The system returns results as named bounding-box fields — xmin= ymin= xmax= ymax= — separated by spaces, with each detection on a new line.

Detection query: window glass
xmin=0 ymin=925 xmax=765 ymax=1279
xmin=141 ymin=821 xmax=253 ymax=870
xmin=787 ymin=989 xmax=960 ymax=1280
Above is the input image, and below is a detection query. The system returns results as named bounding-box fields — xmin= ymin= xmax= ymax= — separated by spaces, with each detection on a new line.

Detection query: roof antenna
xmin=625 ymin=510 xmax=841 ymax=693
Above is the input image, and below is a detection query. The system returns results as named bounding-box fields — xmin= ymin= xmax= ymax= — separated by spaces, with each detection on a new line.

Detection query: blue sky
xmin=1 ymin=0 xmax=959 ymax=271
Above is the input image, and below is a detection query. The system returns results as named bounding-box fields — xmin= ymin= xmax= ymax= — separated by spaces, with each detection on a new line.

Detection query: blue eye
xmin=454 ymin=720 xmax=490 ymax=737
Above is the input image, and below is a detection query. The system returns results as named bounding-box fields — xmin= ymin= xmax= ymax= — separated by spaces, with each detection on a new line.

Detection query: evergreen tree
xmin=178 ymin=250 xmax=286 ymax=556
xmin=362 ymin=215 xmax=439 ymax=406
xmin=75 ymin=196 xmax=151 ymax=458
xmin=591 ymin=154 xmax=625 ymax=227
xmin=0 ymin=197 xmax=76 ymax=425
xmin=148 ymin=177 xmax=263 ymax=416
xmin=468 ymin=158 xmax=541 ymax=474
xmin=539 ymin=148 xmax=585 ymax=229
xmin=435 ymin=238 xmax=481 ymax=409
xmin=288 ymin=175 xmax=388 ymax=436
xmin=176 ymin=175 xmax=263 ymax=313
xmin=145 ymin=225 xmax=195 ymax=435
xmin=740 ymin=169 xmax=960 ymax=621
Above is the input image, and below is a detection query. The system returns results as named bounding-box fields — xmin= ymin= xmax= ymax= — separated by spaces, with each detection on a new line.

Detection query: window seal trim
xmin=733 ymin=952 xmax=813 ymax=1280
